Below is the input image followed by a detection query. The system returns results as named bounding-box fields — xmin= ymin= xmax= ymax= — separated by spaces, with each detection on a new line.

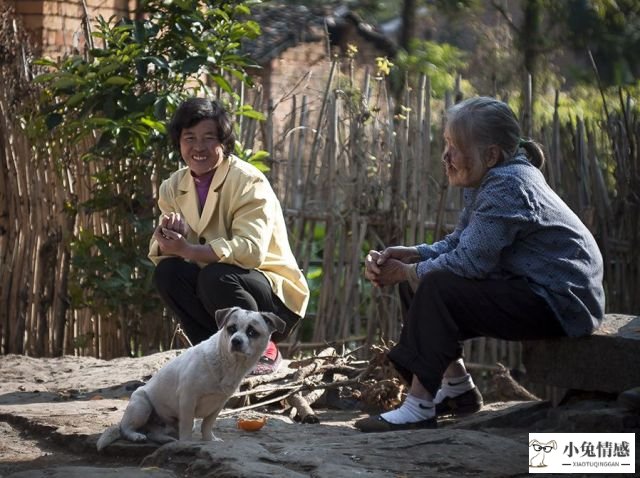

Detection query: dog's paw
xmin=202 ymin=433 xmax=223 ymax=442
xmin=122 ymin=431 xmax=148 ymax=443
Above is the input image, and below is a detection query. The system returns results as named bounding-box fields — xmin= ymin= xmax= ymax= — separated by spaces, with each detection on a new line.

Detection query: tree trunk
xmin=400 ymin=0 xmax=417 ymax=52
xmin=520 ymin=0 xmax=541 ymax=130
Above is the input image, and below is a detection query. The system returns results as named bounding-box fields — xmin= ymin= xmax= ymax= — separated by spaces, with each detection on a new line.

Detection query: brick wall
xmin=264 ymin=36 xmax=387 ymax=132
xmin=270 ymin=40 xmax=328 ymax=114
xmin=10 ymin=0 xmax=133 ymax=57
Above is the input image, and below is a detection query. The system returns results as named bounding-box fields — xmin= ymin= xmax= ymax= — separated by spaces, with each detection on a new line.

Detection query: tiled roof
xmin=242 ymin=3 xmax=397 ymax=64
xmin=325 ymin=7 xmax=397 ymax=57
xmin=241 ymin=4 xmax=327 ymax=64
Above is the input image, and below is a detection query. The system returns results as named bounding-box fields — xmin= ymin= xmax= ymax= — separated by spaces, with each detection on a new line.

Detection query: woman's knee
xmin=411 ymin=269 xmax=473 ymax=318
xmin=196 ymin=263 xmax=251 ymax=299
xmin=416 ymin=269 xmax=461 ymax=296
xmin=198 ymin=263 xmax=240 ymax=286
xmin=153 ymin=257 xmax=189 ymax=292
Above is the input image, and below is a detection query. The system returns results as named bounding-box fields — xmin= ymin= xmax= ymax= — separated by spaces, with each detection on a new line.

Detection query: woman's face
xmin=179 ymin=119 xmax=225 ymax=176
xmin=442 ymin=127 xmax=490 ymax=187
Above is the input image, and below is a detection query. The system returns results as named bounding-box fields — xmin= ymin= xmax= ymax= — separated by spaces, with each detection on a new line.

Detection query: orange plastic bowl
xmin=237 ymin=416 xmax=267 ymax=431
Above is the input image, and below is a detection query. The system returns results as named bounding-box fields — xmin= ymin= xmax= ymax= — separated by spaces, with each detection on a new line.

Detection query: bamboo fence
xmin=1 ymin=7 xmax=639 ymax=380
xmin=243 ymin=64 xmax=639 ymax=376
xmin=0 ymin=6 xmax=176 ymax=358
xmin=0 ymin=10 xmax=71 ymax=356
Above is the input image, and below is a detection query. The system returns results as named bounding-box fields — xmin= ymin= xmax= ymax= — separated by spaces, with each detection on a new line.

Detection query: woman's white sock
xmin=433 ymin=374 xmax=474 ymax=404
xmin=380 ymin=394 xmax=434 ymax=424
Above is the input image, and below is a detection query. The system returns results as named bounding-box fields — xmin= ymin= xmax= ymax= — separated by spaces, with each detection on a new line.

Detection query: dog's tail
xmin=96 ymin=425 xmax=121 ymax=451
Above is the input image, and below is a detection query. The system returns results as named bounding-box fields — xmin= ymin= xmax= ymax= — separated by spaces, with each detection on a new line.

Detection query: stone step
xmin=522 ymin=314 xmax=640 ymax=394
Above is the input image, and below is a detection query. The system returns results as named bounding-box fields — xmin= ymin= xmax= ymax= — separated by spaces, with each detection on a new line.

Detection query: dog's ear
xmin=215 ymin=307 xmax=240 ymax=329
xmin=549 ymin=440 xmax=557 ymax=450
xmin=260 ymin=312 xmax=286 ymax=334
xmin=529 ymin=440 xmax=540 ymax=447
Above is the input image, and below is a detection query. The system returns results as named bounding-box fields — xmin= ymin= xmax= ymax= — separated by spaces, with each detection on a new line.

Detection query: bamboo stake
xmin=576 ymin=118 xmax=590 ymax=217
xmin=333 ymin=221 xmax=348 ymax=337
xmin=522 ymin=73 xmax=533 ymax=137
xmin=264 ymin=98 xmax=275 ymax=189
xmin=548 ymin=90 xmax=560 ymax=190
xmin=283 ymin=95 xmax=298 ymax=213
xmin=417 ymin=75 xmax=431 ymax=243
xmin=342 ymin=215 xmax=367 ymax=339
xmin=303 ymin=60 xmax=337 ymax=200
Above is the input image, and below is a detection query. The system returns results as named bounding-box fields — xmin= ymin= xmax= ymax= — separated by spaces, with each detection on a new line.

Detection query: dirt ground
xmin=0 ymin=352 xmax=637 ymax=478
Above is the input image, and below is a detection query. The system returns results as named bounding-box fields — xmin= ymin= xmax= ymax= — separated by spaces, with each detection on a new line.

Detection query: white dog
xmin=97 ymin=307 xmax=285 ymax=450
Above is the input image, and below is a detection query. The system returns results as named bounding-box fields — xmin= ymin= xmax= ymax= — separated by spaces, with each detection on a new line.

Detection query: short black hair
xmin=168 ymin=98 xmax=236 ymax=156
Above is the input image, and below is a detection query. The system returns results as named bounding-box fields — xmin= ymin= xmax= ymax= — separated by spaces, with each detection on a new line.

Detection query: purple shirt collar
xmin=191 ymin=169 xmax=215 ymax=211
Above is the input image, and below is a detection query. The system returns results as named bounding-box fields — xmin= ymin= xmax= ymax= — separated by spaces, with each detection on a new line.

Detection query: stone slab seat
xmin=522 ymin=314 xmax=640 ymax=394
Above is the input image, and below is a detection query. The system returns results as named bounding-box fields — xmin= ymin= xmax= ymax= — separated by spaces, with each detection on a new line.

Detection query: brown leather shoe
xmin=354 ymin=414 xmax=437 ymax=433
xmin=435 ymin=387 xmax=483 ymax=417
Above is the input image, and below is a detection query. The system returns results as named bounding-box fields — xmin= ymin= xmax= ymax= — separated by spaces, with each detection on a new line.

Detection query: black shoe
xmin=354 ymin=414 xmax=437 ymax=433
xmin=435 ymin=387 xmax=483 ymax=417
xmin=618 ymin=387 xmax=640 ymax=411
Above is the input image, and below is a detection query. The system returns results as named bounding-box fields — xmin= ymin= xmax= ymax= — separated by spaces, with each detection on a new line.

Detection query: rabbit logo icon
xmin=529 ymin=439 xmax=557 ymax=468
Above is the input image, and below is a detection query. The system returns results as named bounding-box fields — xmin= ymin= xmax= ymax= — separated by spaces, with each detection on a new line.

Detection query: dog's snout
xmin=231 ymin=336 xmax=243 ymax=350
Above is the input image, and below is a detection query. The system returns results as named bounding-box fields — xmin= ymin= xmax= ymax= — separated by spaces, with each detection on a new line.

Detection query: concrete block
xmin=522 ymin=314 xmax=640 ymax=394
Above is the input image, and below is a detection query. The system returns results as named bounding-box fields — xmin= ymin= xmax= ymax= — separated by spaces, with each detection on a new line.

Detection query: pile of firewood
xmin=219 ymin=342 xmax=546 ymax=424
xmin=221 ymin=343 xmax=405 ymax=423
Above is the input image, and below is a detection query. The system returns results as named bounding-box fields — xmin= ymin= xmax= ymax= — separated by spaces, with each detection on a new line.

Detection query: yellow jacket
xmin=149 ymin=155 xmax=309 ymax=318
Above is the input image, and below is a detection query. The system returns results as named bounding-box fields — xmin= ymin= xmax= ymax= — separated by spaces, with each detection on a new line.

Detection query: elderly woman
xmin=356 ymin=96 xmax=605 ymax=432
xmin=149 ymin=98 xmax=309 ymax=374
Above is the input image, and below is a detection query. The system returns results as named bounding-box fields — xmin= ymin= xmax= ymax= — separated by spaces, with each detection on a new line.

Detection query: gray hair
xmin=445 ymin=96 xmax=545 ymax=169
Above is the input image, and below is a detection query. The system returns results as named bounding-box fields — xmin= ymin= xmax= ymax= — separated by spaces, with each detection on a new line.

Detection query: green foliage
xmin=234 ymin=142 xmax=270 ymax=172
xmin=505 ymin=80 xmax=640 ymax=128
xmin=565 ymin=0 xmax=640 ymax=86
xmin=28 ymin=0 xmax=264 ymax=338
xmin=394 ymin=39 xmax=469 ymax=98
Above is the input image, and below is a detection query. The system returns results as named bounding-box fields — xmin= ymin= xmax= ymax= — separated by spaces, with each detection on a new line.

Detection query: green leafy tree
xmin=29 ymin=0 xmax=263 ymax=356
xmin=394 ymin=39 xmax=468 ymax=98
xmin=564 ymin=0 xmax=640 ymax=86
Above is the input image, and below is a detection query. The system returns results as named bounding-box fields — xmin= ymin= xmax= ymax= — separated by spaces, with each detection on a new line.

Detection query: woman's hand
xmin=153 ymin=214 xmax=219 ymax=263
xmin=364 ymin=250 xmax=383 ymax=287
xmin=365 ymin=248 xmax=419 ymax=287
xmin=375 ymin=258 xmax=417 ymax=287
xmin=376 ymin=246 xmax=421 ymax=265
xmin=160 ymin=212 xmax=190 ymax=237
xmin=153 ymin=223 xmax=190 ymax=257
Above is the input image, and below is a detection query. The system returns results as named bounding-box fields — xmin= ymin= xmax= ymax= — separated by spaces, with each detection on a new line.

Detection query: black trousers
xmin=388 ymin=269 xmax=566 ymax=396
xmin=153 ymin=258 xmax=300 ymax=345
